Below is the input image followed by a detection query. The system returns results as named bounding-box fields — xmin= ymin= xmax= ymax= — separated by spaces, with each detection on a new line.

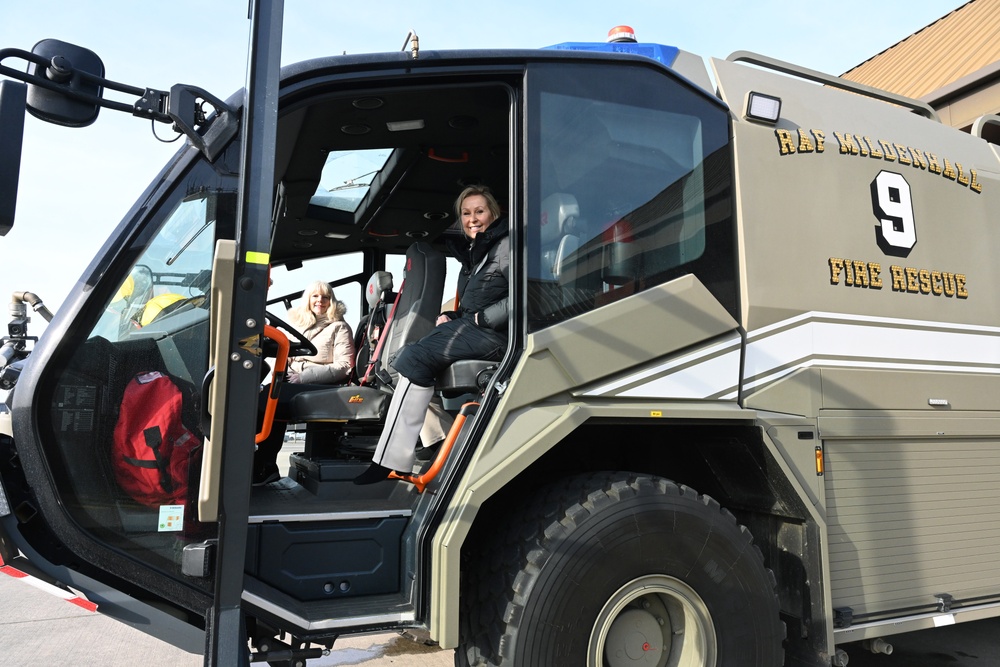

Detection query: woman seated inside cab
xmin=284 ymin=281 xmax=355 ymax=385
xmin=253 ymin=281 xmax=355 ymax=485
xmin=354 ymin=184 xmax=509 ymax=484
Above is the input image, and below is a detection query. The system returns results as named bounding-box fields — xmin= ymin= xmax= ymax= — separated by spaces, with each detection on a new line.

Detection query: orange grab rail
xmin=391 ymin=402 xmax=479 ymax=493
xmin=255 ymin=324 xmax=289 ymax=444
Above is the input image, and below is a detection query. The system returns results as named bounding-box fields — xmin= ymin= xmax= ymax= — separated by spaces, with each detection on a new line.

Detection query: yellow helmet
xmin=112 ymin=275 xmax=135 ymax=303
xmin=140 ymin=293 xmax=186 ymax=327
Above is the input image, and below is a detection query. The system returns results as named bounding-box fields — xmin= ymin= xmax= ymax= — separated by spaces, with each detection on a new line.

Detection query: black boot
xmin=253 ymin=416 xmax=286 ymax=486
xmin=353 ymin=463 xmax=394 ymax=485
xmin=252 ymin=462 xmax=280 ymax=486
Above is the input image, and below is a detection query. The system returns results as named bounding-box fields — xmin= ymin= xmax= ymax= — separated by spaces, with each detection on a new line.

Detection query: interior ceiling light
xmin=324 ymin=231 xmax=350 ymax=239
xmin=297 ymin=229 xmax=318 ymax=236
xmin=423 ymin=211 xmax=448 ymax=220
xmin=386 ymin=119 xmax=424 ymax=132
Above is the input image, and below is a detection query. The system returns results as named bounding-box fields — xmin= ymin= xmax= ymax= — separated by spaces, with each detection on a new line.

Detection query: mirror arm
xmin=0 ymin=48 xmax=171 ymax=121
xmin=0 ymin=47 xmax=238 ymax=161
xmin=166 ymin=83 xmax=239 ymax=162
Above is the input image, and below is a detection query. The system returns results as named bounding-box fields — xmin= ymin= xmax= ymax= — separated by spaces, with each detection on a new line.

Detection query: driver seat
xmin=286 ymin=241 xmax=446 ymax=423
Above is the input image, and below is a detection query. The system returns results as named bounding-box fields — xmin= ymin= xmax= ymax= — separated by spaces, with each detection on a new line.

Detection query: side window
xmin=526 ymin=63 xmax=735 ymax=330
xmin=41 ymin=179 xmax=235 ymax=590
xmin=269 ymin=252 xmax=365 ymax=332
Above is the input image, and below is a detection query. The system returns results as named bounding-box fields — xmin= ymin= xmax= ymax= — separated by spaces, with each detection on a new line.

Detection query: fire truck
xmin=2 ymin=3 xmax=1000 ymax=665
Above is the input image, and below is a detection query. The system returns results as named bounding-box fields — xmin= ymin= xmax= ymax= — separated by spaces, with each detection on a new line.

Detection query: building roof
xmin=842 ymin=0 xmax=1000 ymax=100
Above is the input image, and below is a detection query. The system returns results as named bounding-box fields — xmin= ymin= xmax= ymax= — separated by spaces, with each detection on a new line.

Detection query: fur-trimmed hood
xmin=286 ymin=299 xmax=347 ymax=333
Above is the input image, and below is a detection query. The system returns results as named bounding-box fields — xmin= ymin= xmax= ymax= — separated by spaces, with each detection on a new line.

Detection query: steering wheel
xmin=263 ymin=310 xmax=317 ymax=357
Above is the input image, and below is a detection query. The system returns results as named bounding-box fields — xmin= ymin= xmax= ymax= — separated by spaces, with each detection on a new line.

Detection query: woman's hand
xmin=436 ymin=314 xmax=451 ymax=326
xmin=286 ymin=370 xmax=301 ymax=384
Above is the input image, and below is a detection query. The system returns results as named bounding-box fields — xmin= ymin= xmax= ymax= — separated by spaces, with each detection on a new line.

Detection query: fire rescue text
xmin=829 ymin=258 xmax=968 ymax=298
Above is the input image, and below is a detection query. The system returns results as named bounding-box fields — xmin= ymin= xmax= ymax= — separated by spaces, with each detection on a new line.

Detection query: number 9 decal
xmin=871 ymin=170 xmax=916 ymax=257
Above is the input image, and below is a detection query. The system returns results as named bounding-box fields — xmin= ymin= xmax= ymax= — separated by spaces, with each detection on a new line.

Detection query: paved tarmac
xmin=6 ymin=560 xmax=1000 ymax=666
xmin=0 ymin=570 xmax=453 ymax=666
xmin=2 ymin=438 xmax=998 ymax=666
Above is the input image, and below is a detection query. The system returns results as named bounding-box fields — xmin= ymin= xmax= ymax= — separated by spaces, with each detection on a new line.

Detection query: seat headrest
xmin=365 ymin=270 xmax=394 ymax=309
xmin=540 ymin=193 xmax=580 ymax=245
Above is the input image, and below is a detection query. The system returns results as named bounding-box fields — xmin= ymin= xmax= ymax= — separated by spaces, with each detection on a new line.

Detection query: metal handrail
xmin=727 ymin=50 xmax=940 ymax=122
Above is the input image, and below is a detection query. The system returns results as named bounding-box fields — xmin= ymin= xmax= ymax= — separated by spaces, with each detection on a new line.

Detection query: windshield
xmin=93 ymin=192 xmax=221 ymax=342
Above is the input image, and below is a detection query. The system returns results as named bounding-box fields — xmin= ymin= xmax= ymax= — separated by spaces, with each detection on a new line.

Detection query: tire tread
xmin=456 ymin=471 xmax=784 ymax=666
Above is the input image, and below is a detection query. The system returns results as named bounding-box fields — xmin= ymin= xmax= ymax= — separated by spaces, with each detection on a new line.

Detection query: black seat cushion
xmin=436 ymin=359 xmax=495 ymax=396
xmin=287 ymin=385 xmax=390 ymax=422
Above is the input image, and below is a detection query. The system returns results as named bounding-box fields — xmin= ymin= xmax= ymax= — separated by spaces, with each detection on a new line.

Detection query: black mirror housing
xmin=25 ymin=39 xmax=104 ymax=127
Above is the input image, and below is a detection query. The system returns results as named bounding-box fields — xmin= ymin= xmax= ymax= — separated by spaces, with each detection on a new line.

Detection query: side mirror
xmin=25 ymin=39 xmax=104 ymax=127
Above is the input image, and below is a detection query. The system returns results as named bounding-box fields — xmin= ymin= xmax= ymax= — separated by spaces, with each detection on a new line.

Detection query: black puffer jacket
xmin=445 ymin=221 xmax=509 ymax=332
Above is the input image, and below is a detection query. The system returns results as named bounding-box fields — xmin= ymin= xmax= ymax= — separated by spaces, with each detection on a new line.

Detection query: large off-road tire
xmin=457 ymin=472 xmax=784 ymax=667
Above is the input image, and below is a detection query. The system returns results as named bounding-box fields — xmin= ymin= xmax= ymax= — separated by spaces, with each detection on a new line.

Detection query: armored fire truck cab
xmin=2 ymin=11 xmax=1000 ymax=667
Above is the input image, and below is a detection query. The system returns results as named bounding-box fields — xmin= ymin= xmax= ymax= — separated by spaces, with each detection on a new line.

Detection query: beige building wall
xmin=842 ymin=0 xmax=1000 ymax=140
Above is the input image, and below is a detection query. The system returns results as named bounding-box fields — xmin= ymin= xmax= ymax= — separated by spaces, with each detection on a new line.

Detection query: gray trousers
xmin=374 ymin=317 xmax=504 ymax=471
xmin=372 ymin=376 xmax=434 ymax=471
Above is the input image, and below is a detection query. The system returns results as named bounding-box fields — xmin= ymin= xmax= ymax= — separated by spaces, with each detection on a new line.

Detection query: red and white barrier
xmin=0 ymin=551 xmax=97 ymax=612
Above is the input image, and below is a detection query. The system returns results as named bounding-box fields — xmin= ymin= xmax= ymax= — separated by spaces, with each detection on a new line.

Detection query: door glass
xmin=525 ymin=63 xmax=735 ymax=330
xmin=43 ymin=187 xmax=229 ymax=588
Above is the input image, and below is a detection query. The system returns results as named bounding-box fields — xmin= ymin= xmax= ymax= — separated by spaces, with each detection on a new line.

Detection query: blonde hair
xmin=454 ymin=185 xmax=502 ymax=234
xmin=287 ymin=280 xmax=347 ymax=330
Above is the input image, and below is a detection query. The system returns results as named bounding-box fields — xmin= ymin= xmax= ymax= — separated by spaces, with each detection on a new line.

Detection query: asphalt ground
xmin=2 ymin=439 xmax=998 ymax=665
xmin=0 ymin=570 xmax=454 ymax=666
xmin=5 ymin=556 xmax=1000 ymax=666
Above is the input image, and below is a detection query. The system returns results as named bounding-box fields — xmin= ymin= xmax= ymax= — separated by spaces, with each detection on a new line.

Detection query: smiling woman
xmin=354 ymin=184 xmax=509 ymax=485
xmin=252 ymin=279 xmax=355 ymax=485
xmin=282 ymin=281 xmax=354 ymax=386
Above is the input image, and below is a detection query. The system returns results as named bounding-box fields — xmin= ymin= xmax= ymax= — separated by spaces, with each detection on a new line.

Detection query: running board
xmin=243 ymin=578 xmax=416 ymax=633
xmin=834 ymin=599 xmax=1000 ymax=643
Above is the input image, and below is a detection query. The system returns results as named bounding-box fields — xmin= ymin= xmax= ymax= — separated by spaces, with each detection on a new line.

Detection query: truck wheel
xmin=457 ymin=472 xmax=784 ymax=666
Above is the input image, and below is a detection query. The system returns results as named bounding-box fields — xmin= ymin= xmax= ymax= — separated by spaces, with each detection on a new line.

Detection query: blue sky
xmin=0 ymin=0 xmax=963 ymax=326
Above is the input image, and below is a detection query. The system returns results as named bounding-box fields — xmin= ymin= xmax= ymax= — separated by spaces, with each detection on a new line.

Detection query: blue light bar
xmin=543 ymin=41 xmax=680 ymax=68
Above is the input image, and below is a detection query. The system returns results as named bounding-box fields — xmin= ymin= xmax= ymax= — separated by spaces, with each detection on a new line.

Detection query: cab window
xmin=525 ymin=62 xmax=735 ymax=330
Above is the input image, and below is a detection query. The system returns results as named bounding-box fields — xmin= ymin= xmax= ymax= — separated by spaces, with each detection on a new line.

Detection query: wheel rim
xmin=588 ymin=574 xmax=717 ymax=667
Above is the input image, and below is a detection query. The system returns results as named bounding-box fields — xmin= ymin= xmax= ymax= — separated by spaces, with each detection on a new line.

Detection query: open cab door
xmin=1 ymin=175 xmax=248 ymax=657
xmin=0 ymin=3 xmax=281 ymax=663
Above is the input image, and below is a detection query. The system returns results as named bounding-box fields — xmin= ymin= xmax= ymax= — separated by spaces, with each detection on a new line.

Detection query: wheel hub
xmin=605 ymin=609 xmax=666 ymax=664
xmin=588 ymin=575 xmax=717 ymax=667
